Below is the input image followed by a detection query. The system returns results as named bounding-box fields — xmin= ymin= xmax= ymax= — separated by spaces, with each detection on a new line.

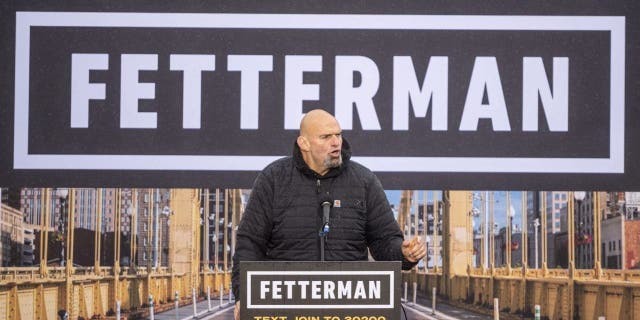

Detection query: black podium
xmin=240 ymin=261 xmax=401 ymax=320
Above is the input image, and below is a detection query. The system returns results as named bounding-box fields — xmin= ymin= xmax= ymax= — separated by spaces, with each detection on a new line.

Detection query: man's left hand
xmin=402 ymin=236 xmax=427 ymax=263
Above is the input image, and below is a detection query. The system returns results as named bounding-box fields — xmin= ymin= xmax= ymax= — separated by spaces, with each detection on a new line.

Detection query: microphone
xmin=319 ymin=195 xmax=332 ymax=236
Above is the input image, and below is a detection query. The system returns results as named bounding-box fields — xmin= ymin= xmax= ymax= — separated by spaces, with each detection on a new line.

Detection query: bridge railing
xmin=408 ymin=266 xmax=640 ymax=320
xmin=0 ymin=266 xmax=39 ymax=282
xmin=0 ymin=264 xmax=232 ymax=320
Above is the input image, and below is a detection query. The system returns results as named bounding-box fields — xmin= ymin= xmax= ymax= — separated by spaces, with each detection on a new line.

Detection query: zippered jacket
xmin=231 ymin=138 xmax=414 ymax=300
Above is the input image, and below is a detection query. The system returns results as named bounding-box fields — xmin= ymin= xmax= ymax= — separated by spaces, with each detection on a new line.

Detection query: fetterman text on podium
xmin=240 ymin=261 xmax=401 ymax=320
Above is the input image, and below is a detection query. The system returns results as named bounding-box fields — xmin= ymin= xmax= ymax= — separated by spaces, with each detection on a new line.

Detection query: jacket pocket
xmin=332 ymin=199 xmax=367 ymax=240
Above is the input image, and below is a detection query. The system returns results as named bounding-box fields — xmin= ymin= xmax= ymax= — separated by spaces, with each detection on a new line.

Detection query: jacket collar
xmin=293 ymin=138 xmax=352 ymax=179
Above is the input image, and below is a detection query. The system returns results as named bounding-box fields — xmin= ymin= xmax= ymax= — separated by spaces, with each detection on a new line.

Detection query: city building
xmin=473 ymin=232 xmax=482 ymax=268
xmin=22 ymin=227 xmax=36 ymax=266
xmin=1 ymin=188 xmax=21 ymax=210
xmin=416 ymin=198 xmax=443 ymax=269
xmin=625 ymin=192 xmax=640 ymax=219
xmin=73 ymin=188 xmax=98 ymax=231
xmin=624 ymin=218 xmax=640 ymax=269
xmin=602 ymin=214 xmax=623 ymax=269
xmin=120 ymin=188 xmax=133 ymax=236
xmin=601 ymin=192 xmax=640 ymax=269
xmin=201 ymin=188 xmax=235 ymax=271
xmin=17 ymin=188 xmax=165 ymax=267
xmin=624 ymin=192 xmax=640 ymax=267
xmin=134 ymin=188 xmax=171 ymax=268
xmin=493 ymin=228 xmax=506 ymax=267
xmin=547 ymin=205 xmax=568 ymax=268
xmin=71 ymin=188 xmax=118 ymax=233
xmin=494 ymin=228 xmax=523 ymax=267
xmin=1 ymin=204 xmax=26 ymax=266
xmin=526 ymin=191 xmax=541 ymax=268
xmin=545 ymin=191 xmax=568 ymax=234
xmin=21 ymin=188 xmax=49 ymax=227
xmin=574 ymin=192 xmax=600 ymax=269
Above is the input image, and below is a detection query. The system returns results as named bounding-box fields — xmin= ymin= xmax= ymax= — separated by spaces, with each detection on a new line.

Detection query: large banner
xmin=1 ymin=1 xmax=639 ymax=189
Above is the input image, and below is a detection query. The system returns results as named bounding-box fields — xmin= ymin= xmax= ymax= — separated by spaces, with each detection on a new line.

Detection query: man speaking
xmin=232 ymin=109 xmax=427 ymax=319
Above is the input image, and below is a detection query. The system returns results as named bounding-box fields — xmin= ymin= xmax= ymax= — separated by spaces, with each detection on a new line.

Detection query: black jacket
xmin=231 ymin=138 xmax=413 ymax=300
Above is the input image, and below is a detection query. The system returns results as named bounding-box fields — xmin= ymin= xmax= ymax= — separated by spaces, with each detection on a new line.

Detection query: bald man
xmin=232 ymin=109 xmax=426 ymax=319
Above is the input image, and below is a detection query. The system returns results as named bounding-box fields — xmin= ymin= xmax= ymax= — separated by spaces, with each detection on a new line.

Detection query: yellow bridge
xmin=1 ymin=189 xmax=639 ymax=319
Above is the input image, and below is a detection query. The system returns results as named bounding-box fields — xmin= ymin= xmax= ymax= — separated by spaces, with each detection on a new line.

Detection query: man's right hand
xmin=234 ymin=301 xmax=240 ymax=320
xmin=402 ymin=236 xmax=427 ymax=263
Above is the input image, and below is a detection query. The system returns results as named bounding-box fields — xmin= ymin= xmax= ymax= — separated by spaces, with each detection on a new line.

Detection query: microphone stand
xmin=320 ymin=201 xmax=331 ymax=261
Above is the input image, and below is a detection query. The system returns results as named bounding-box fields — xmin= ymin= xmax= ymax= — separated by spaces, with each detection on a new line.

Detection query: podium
xmin=240 ymin=261 xmax=401 ymax=319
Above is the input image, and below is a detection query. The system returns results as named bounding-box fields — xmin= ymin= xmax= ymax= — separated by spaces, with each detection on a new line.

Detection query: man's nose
xmin=330 ymin=135 xmax=341 ymax=145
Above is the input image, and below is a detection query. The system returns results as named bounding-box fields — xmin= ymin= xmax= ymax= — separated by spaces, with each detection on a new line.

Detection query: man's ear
xmin=297 ymin=136 xmax=309 ymax=152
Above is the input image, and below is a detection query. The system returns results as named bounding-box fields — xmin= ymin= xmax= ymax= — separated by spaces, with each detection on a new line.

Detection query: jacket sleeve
xmin=364 ymin=173 xmax=417 ymax=270
xmin=232 ymin=170 xmax=274 ymax=301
